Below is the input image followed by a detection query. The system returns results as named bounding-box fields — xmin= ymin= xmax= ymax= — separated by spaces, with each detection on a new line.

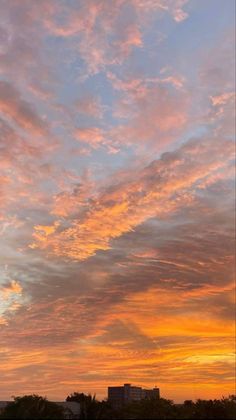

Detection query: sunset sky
xmin=0 ymin=0 xmax=235 ymax=403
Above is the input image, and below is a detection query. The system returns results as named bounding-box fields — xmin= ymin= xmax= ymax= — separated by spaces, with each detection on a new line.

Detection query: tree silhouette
xmin=66 ymin=392 xmax=102 ymax=419
xmin=1 ymin=393 xmax=235 ymax=419
xmin=0 ymin=395 xmax=64 ymax=419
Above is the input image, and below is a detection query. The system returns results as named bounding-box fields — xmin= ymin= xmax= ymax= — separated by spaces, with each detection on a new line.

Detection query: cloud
xmin=107 ymin=77 xmax=188 ymax=150
xmin=0 ymin=116 xmax=57 ymax=222
xmin=131 ymin=0 xmax=189 ymax=22
xmin=0 ymin=158 xmax=234 ymax=399
xmin=74 ymin=127 xmax=120 ymax=154
xmin=74 ymin=95 xmax=104 ymax=119
xmin=51 ymin=181 xmax=95 ymax=218
xmin=0 ymin=0 xmax=56 ymax=97
xmin=199 ymin=30 xmax=235 ymax=97
xmin=0 ymin=0 xmax=234 ymax=404
xmin=209 ymin=91 xmax=235 ymax=138
xmin=44 ymin=0 xmax=143 ymax=74
xmin=44 ymin=0 xmax=189 ymax=74
xmin=0 ymin=81 xmax=48 ymax=136
xmin=0 ymin=117 xmax=38 ymax=165
xmin=74 ymin=127 xmax=105 ymax=148
xmin=30 ymin=136 xmax=234 ymax=260
xmin=1 ymin=280 xmax=22 ymax=298
xmin=210 ymin=92 xmax=235 ymax=107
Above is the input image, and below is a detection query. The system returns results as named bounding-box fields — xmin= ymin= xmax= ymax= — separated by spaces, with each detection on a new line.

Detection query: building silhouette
xmin=108 ymin=383 xmax=160 ymax=408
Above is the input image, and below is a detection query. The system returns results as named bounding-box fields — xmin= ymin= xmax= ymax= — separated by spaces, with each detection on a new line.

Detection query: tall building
xmin=108 ymin=383 xmax=160 ymax=408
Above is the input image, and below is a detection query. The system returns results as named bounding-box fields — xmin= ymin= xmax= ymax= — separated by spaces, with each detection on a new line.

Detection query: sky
xmin=0 ymin=0 xmax=235 ymax=403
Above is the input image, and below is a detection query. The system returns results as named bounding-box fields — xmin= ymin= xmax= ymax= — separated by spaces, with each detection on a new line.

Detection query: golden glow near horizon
xmin=0 ymin=0 xmax=235 ymax=402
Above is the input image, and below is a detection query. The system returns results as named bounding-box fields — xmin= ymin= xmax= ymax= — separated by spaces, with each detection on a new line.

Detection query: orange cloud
xmin=30 ymin=137 xmax=234 ymax=260
xmin=51 ymin=182 xmax=94 ymax=218
xmin=1 ymin=280 xmax=22 ymax=298
xmin=0 ymin=278 xmax=234 ymax=401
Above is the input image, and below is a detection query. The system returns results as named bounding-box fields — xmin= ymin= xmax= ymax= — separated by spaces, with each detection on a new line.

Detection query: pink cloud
xmin=44 ymin=0 xmax=189 ymax=74
xmin=0 ymin=81 xmax=48 ymax=136
xmin=74 ymin=95 xmax=104 ymax=119
xmin=208 ymin=91 xmax=235 ymax=138
xmin=210 ymin=92 xmax=235 ymax=107
xmin=110 ymin=82 xmax=188 ymax=149
xmin=74 ymin=127 xmax=105 ymax=148
xmin=0 ymin=0 xmax=57 ymax=100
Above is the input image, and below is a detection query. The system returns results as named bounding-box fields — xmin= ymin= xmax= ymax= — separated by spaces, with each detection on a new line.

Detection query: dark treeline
xmin=0 ymin=395 xmax=64 ymax=419
xmin=0 ymin=393 xmax=235 ymax=419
